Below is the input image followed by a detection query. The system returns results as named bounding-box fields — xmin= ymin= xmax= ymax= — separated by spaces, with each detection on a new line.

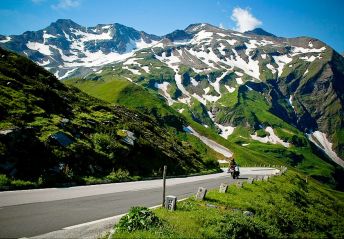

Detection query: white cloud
xmin=219 ymin=23 xmax=225 ymax=29
xmin=231 ymin=7 xmax=262 ymax=32
xmin=52 ymin=0 xmax=80 ymax=10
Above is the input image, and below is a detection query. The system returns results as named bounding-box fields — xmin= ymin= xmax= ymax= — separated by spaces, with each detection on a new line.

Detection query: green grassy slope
xmin=66 ymin=76 xmax=225 ymax=163
xmin=113 ymin=171 xmax=344 ymax=239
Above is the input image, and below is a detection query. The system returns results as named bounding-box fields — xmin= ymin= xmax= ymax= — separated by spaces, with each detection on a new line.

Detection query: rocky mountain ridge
xmin=0 ymin=19 xmax=160 ymax=78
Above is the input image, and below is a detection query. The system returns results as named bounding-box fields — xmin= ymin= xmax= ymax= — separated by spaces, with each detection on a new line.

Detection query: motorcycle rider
xmin=229 ymin=157 xmax=237 ymax=170
xmin=228 ymin=157 xmax=240 ymax=179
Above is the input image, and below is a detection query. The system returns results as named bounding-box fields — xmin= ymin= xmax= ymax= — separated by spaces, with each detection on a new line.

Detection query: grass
xmin=65 ymin=77 xmax=131 ymax=103
xmin=112 ymin=170 xmax=344 ymax=239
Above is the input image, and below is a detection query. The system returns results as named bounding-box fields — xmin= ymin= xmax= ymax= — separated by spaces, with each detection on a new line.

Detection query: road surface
xmin=0 ymin=167 xmax=278 ymax=238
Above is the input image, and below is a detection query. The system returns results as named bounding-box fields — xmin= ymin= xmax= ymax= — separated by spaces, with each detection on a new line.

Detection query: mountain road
xmin=0 ymin=167 xmax=278 ymax=238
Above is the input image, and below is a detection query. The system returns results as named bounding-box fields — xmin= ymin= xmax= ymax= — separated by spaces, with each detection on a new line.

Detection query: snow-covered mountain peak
xmin=185 ymin=23 xmax=222 ymax=34
xmin=0 ymin=19 xmax=329 ymax=82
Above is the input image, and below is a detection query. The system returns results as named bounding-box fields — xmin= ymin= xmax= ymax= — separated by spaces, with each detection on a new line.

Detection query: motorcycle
xmin=227 ymin=165 xmax=240 ymax=179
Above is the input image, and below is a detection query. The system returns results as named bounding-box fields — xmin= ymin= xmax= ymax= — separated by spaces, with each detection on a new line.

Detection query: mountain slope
xmin=83 ymin=23 xmax=343 ymax=166
xmin=0 ymin=47 xmax=219 ymax=188
xmin=1 ymin=20 xmax=344 ymax=167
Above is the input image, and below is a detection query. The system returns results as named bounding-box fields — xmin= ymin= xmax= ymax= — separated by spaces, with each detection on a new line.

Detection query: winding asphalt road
xmin=0 ymin=167 xmax=278 ymax=238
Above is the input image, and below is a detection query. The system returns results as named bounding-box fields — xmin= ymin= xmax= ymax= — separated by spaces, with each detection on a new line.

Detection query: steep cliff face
xmin=277 ymin=48 xmax=344 ymax=158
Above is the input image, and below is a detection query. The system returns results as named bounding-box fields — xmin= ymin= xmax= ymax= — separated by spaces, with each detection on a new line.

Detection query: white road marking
xmin=62 ymin=197 xmax=189 ymax=230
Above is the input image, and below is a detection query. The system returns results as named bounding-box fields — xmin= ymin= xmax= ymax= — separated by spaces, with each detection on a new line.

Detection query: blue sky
xmin=0 ymin=0 xmax=343 ymax=53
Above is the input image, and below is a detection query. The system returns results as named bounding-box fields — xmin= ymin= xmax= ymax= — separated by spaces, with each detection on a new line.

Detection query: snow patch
xmin=308 ymin=131 xmax=344 ymax=167
xmin=123 ymin=57 xmax=142 ymax=65
xmin=266 ymin=63 xmax=276 ymax=74
xmin=135 ymin=38 xmax=158 ymax=49
xmin=250 ymin=127 xmax=290 ymax=147
xmin=173 ymin=39 xmax=192 ymax=46
xmin=207 ymin=111 xmax=235 ymax=139
xmin=303 ymin=69 xmax=309 ymax=76
xmin=193 ymin=30 xmax=213 ymax=42
xmin=203 ymin=87 xmax=210 ymax=94
xmin=246 ymin=85 xmax=253 ymax=91
xmin=287 ymin=95 xmax=295 ymax=109
xmin=0 ymin=36 xmax=11 ymax=43
xmin=63 ymin=31 xmax=72 ymax=41
xmin=54 ymin=70 xmax=60 ymax=78
xmin=71 ymin=29 xmax=112 ymax=41
xmin=26 ymin=41 xmax=52 ymax=55
xmin=43 ymin=31 xmax=56 ymax=40
xmin=225 ymin=85 xmax=236 ymax=93
xmin=95 ymin=69 xmax=103 ymax=74
xmin=226 ymin=39 xmax=237 ymax=45
xmin=272 ymin=55 xmax=293 ymax=77
xmin=60 ymin=68 xmax=77 ymax=79
xmin=292 ymin=46 xmax=326 ymax=55
xmin=202 ymin=94 xmax=221 ymax=103
xmin=142 ymin=66 xmax=150 ymax=73
xmin=229 ymin=49 xmax=260 ymax=80
xmin=190 ymin=77 xmax=199 ymax=86
xmin=155 ymin=81 xmax=174 ymax=105
xmin=124 ymin=77 xmax=132 ymax=82
xmin=236 ymin=77 xmax=243 ymax=85
xmin=123 ymin=66 xmax=141 ymax=75
xmin=217 ymin=124 xmax=235 ymax=139
xmin=300 ymin=55 xmax=321 ymax=62
xmin=210 ymin=71 xmax=228 ymax=95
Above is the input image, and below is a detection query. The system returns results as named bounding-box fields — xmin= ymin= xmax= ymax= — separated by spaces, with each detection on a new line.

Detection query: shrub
xmin=106 ymin=169 xmax=130 ymax=182
xmin=0 ymin=174 xmax=10 ymax=186
xmin=83 ymin=176 xmax=106 ymax=185
xmin=115 ymin=207 xmax=162 ymax=232
xmin=10 ymin=179 xmax=37 ymax=189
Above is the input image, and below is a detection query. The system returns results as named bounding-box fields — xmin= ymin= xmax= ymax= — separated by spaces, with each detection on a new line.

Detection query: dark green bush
xmin=0 ymin=174 xmax=10 ymax=186
xmin=105 ymin=169 xmax=130 ymax=182
xmin=115 ymin=207 xmax=162 ymax=232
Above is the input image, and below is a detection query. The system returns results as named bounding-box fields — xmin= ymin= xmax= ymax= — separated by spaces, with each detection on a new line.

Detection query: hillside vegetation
xmin=0 ymin=48 xmax=219 ymax=189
